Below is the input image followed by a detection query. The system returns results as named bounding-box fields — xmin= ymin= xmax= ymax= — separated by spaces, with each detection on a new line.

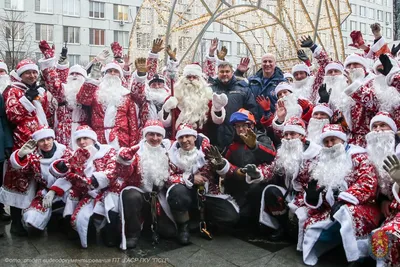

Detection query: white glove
xmin=95 ymin=49 xmax=110 ymax=63
xmin=163 ymin=96 xmax=178 ymax=112
xmin=212 ymin=93 xmax=228 ymax=111
xmin=383 ymin=155 xmax=400 ymax=184
xmin=42 ymin=190 xmax=56 ymax=208
xmin=17 ymin=139 xmax=37 ymax=158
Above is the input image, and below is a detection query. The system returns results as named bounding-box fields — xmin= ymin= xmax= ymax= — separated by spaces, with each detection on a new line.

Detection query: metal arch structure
xmin=129 ymin=0 xmax=351 ymax=72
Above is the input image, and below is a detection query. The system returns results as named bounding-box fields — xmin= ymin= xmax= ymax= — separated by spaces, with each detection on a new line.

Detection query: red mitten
xmin=39 ymin=40 xmax=55 ymax=59
xmin=119 ymin=145 xmax=140 ymax=161
xmin=349 ymin=31 xmax=365 ymax=48
xmin=298 ymin=99 xmax=311 ymax=110
xmin=111 ymin=42 xmax=123 ymax=59
xmin=66 ymin=173 xmax=91 ymax=186
xmin=68 ymin=148 xmax=91 ymax=173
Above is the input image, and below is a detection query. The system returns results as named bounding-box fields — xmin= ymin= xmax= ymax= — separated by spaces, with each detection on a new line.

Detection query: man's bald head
xmin=261 ymin=53 xmax=276 ymax=78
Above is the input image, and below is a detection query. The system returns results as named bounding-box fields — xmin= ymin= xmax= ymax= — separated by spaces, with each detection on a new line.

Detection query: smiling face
xmin=37 ymin=137 xmax=54 ymax=152
xmin=218 ymin=65 xmax=233 ymax=84
xmin=261 ymin=54 xmax=276 ymax=77
xmin=294 ymin=71 xmax=308 ymax=81
xmin=145 ymin=132 xmax=163 ymax=147
xmin=178 ymin=135 xmax=196 ymax=151
xmin=20 ymin=70 xmax=38 ymax=86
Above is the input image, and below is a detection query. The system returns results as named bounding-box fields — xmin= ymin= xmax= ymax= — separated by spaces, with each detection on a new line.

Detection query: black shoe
xmin=177 ymin=222 xmax=190 ymax=245
xmin=0 ymin=209 xmax=11 ymax=222
xmin=126 ymin=232 xmax=140 ymax=249
xmin=10 ymin=222 xmax=28 ymax=237
xmin=267 ymin=227 xmax=285 ymax=242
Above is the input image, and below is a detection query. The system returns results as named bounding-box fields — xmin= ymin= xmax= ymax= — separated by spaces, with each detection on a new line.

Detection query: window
xmin=350 ymin=20 xmax=357 ymax=31
xmin=6 ymin=22 xmax=25 ymax=40
xmin=89 ymin=1 xmax=105 ymax=19
xmin=367 ymin=8 xmax=374 ymax=19
xmin=220 ymin=24 xmax=231 ymax=33
xmin=35 ymin=0 xmax=53 ymax=13
xmin=386 ymin=12 xmax=392 ymax=23
xmin=359 ymin=6 xmax=366 ymax=17
xmin=386 ymin=28 xmax=392 ymax=39
xmin=36 ymin=24 xmax=54 ymax=41
xmin=237 ymin=42 xmax=247 ymax=56
xmin=377 ymin=10 xmax=383 ymax=21
xmin=114 ymin=31 xmax=129 ymax=48
xmin=89 ymin=28 xmax=105 ymax=45
xmin=6 ymin=51 xmax=25 ymax=63
xmin=68 ymin=54 xmax=81 ymax=65
xmin=178 ymin=37 xmax=192 ymax=51
xmin=5 ymin=0 xmax=24 ymax=10
xmin=220 ymin=41 xmax=231 ymax=55
xmin=360 ymin=23 xmax=366 ymax=34
xmin=63 ymin=0 xmax=80 ymax=16
xmin=343 ymin=36 xmax=348 ymax=46
xmin=113 ymin=4 xmax=128 ymax=21
xmin=350 ymin=4 xmax=356 ymax=15
xmin=63 ymin=26 xmax=80 ymax=43
xmin=137 ymin=32 xmax=151 ymax=49
xmin=341 ymin=21 xmax=347 ymax=31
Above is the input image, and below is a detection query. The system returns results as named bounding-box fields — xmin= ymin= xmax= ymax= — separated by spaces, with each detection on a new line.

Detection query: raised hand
xmin=217 ymin=46 xmax=228 ymax=60
xmin=39 ymin=40 xmax=55 ymax=59
xmin=391 ymin=43 xmax=400 ymax=57
xmin=95 ymin=49 xmax=110 ymax=63
xmin=166 ymin=45 xmax=177 ymax=61
xmin=90 ymin=62 xmax=102 ymax=80
xmin=205 ymin=145 xmax=225 ymax=170
xmin=60 ymin=42 xmax=68 ymax=60
xmin=135 ymin=57 xmax=147 ymax=74
xmin=378 ymin=54 xmax=393 ymax=76
xmin=209 ymin=38 xmax=218 ymax=56
xmin=371 ymin=23 xmax=382 ymax=38
xmin=297 ymin=50 xmax=309 ymax=62
xmin=383 ymin=155 xmax=400 ymax=184
xmin=349 ymin=31 xmax=365 ymax=49
xmin=123 ymin=54 xmax=131 ymax=68
xmin=151 ymin=38 xmax=164 ymax=53
xmin=240 ymin=164 xmax=260 ymax=179
xmin=239 ymin=128 xmax=257 ymax=149
xmin=318 ymin=84 xmax=330 ymax=103
xmin=55 ymin=160 xmax=69 ymax=173
xmin=256 ymin=95 xmax=271 ymax=112
xmin=304 ymin=180 xmax=325 ymax=206
xmin=18 ymin=139 xmax=37 ymax=158
xmin=212 ymin=93 xmax=228 ymax=111
xmin=298 ymin=99 xmax=310 ymax=111
xmin=299 ymin=35 xmax=314 ymax=48
xmin=237 ymin=57 xmax=250 ymax=73
xmin=276 ymin=100 xmax=287 ymax=122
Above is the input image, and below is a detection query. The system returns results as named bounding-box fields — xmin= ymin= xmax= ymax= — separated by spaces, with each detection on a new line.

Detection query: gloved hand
xmin=297 ymin=50 xmax=309 ymax=62
xmin=239 ymin=128 xmax=257 ymax=149
xmin=55 ymin=160 xmax=69 ymax=173
xmin=69 ymin=148 xmax=91 ymax=172
xmin=118 ymin=145 xmax=140 ymax=161
xmin=205 ymin=145 xmax=225 ymax=171
xmin=241 ymin=164 xmax=260 ymax=179
xmin=300 ymin=35 xmax=314 ymax=48
xmin=256 ymin=95 xmax=271 ymax=112
xmin=330 ymin=201 xmax=345 ymax=221
xmin=95 ymin=49 xmax=110 ymax=63
xmin=217 ymin=46 xmax=228 ymax=61
xmin=371 ymin=23 xmax=382 ymax=39
xmin=349 ymin=31 xmax=365 ymax=48
xmin=378 ymin=54 xmax=393 ymax=76
xmin=383 ymin=155 xmax=400 ymax=184
xmin=163 ymin=96 xmax=178 ymax=112
xmin=42 ymin=190 xmax=56 ymax=208
xmin=298 ymin=99 xmax=311 ymax=114
xmin=318 ymin=84 xmax=330 ymax=103
xmin=304 ymin=180 xmax=325 ymax=206
xmin=39 ymin=40 xmax=55 ymax=59
xmin=166 ymin=45 xmax=177 ymax=61
xmin=391 ymin=43 xmax=400 ymax=57
xmin=151 ymin=38 xmax=164 ymax=54
xmin=18 ymin=139 xmax=37 ymax=158
xmin=212 ymin=93 xmax=228 ymax=111
xmin=25 ymin=87 xmax=40 ymax=102
xmin=89 ymin=62 xmax=102 ymax=80
xmin=66 ymin=173 xmax=91 ymax=185
xmin=111 ymin=41 xmax=123 ymax=60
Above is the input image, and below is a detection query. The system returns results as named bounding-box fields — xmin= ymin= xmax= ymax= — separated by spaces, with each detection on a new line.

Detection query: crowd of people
xmin=0 ymin=22 xmax=400 ymax=266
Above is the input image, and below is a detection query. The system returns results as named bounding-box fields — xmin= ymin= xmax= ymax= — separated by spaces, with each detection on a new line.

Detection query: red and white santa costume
xmin=9 ymin=127 xmax=72 ymax=230
xmin=159 ymin=64 xmax=227 ymax=134
xmin=0 ymin=59 xmax=50 ymax=209
xmin=306 ymin=103 xmax=332 ymax=144
xmin=39 ymin=56 xmax=89 ymax=147
xmin=301 ymin=124 xmax=380 ymax=265
xmin=48 ymin=125 xmax=117 ymax=248
xmin=76 ymin=62 xmax=139 ymax=149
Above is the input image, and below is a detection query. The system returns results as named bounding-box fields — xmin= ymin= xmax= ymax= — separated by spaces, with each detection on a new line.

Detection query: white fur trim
xmin=10 ymin=151 xmax=26 ymax=169
xmin=182 ymin=173 xmax=193 ymax=189
xmin=143 ymin=125 xmax=165 ymax=138
xmin=325 ymin=62 xmax=344 ymax=75
xmin=216 ymin=159 xmax=230 ymax=175
xmin=158 ymin=108 xmax=171 ymax=128
xmin=102 ymin=62 xmax=123 ymax=77
xmin=69 ymin=65 xmax=87 ymax=79
xmin=0 ymin=62 xmax=8 ymax=73
xmin=312 ymin=45 xmax=322 ymax=58
xmin=205 ymin=55 xmax=216 ymax=62
xmin=303 ymin=192 xmax=323 ymax=209
xmin=211 ymin=106 xmax=226 ymax=125
xmin=38 ymin=57 xmax=56 ymax=70
xmin=275 ymin=83 xmax=293 ymax=96
xmin=134 ymin=71 xmax=146 ymax=83
xmin=73 ymin=129 xmax=97 ymax=143
xmin=385 ymin=67 xmax=400 ymax=86
xmin=338 ymin=192 xmax=359 ymax=205
xmin=245 ymin=172 xmax=263 ymax=184
xmin=175 ymin=128 xmax=197 ymax=139
xmin=183 ymin=64 xmax=202 ymax=77
xmin=312 ymin=105 xmax=333 ymax=118
xmin=85 ymin=78 xmax=100 ymax=86
xmin=51 ymin=178 xmax=72 ymax=194
xmin=17 ymin=63 xmax=39 ymax=76
xmin=392 ymin=182 xmax=400 ymax=204
xmin=344 ymin=54 xmax=367 ymax=69
xmin=320 ymin=130 xmax=347 ymax=143
xmin=370 ymin=114 xmax=397 ymax=132
xmin=284 ymin=73 xmax=294 ymax=79
xmin=292 ymin=64 xmax=310 ymax=75
xmin=49 ymin=160 xmax=67 ymax=178
xmin=32 ymin=128 xmax=55 ymax=141
xmin=371 ymin=37 xmax=386 ymax=53
xmin=283 ymin=125 xmax=306 ymax=136
xmin=259 ymin=185 xmax=288 ymax=229
xmin=148 ymin=51 xmax=159 ymax=59
xmin=56 ymin=61 xmax=70 ymax=70
xmin=19 ymin=96 xmax=36 ymax=113
xmin=344 ymin=80 xmax=363 ymax=96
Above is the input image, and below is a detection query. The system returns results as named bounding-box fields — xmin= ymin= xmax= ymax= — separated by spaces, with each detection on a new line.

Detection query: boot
xmin=0 ymin=204 xmax=10 ymax=222
xmin=63 ymin=216 xmax=79 ymax=240
xmin=101 ymin=211 xmax=120 ymax=247
xmin=126 ymin=231 xmax=140 ymax=249
xmin=267 ymin=226 xmax=285 ymax=242
xmin=10 ymin=207 xmax=27 ymax=236
xmin=177 ymin=222 xmax=190 ymax=245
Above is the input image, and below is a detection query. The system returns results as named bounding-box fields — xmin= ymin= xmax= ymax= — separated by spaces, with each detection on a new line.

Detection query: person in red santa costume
xmin=44 ymin=125 xmax=117 ymax=248
xmin=37 ymin=40 xmax=89 ymax=147
xmin=301 ymin=124 xmax=380 ymax=266
xmin=8 ymin=126 xmax=72 ymax=232
xmin=159 ymin=63 xmax=228 ymax=135
xmin=76 ymin=60 xmax=139 ymax=149
xmin=306 ymin=103 xmax=333 ymax=144
xmin=115 ymin=120 xmax=176 ymax=250
xmin=0 ymin=58 xmax=50 ymax=236
xmin=369 ymin=154 xmax=400 ymax=267
xmin=0 ymin=61 xmax=10 ymax=94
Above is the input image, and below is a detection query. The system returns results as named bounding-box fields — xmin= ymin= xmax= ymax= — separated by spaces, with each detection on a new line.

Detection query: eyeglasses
xmin=234 ymin=123 xmax=250 ymax=129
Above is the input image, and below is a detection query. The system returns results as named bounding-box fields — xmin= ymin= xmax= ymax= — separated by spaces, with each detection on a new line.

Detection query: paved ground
xmin=0 ymin=219 xmax=376 ymax=267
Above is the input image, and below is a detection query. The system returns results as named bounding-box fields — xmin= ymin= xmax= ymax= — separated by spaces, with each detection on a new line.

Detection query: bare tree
xmin=0 ymin=9 xmax=34 ymax=69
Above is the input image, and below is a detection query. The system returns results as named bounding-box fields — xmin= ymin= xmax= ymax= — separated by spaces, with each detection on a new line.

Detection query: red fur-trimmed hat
xmin=320 ymin=124 xmax=347 ymax=142
xmin=312 ymin=103 xmax=333 ymax=118
xmin=16 ymin=59 xmax=39 ymax=76
xmin=32 ymin=126 xmax=55 ymax=141
xmin=175 ymin=123 xmax=197 ymax=139
xmin=370 ymin=111 xmax=397 ymax=132
xmin=143 ymin=120 xmax=165 ymax=138
xmin=283 ymin=116 xmax=306 ymax=136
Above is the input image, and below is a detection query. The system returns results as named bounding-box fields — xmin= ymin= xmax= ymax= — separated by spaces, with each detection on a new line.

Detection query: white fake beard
xmin=97 ymin=74 xmax=128 ymax=108
xmin=282 ymin=93 xmax=302 ymax=120
xmin=65 ymin=75 xmax=85 ymax=108
xmin=0 ymin=75 xmax=10 ymax=94
xmin=348 ymin=68 xmax=365 ymax=82
xmin=292 ymin=76 xmax=313 ymax=99
xmin=366 ymin=131 xmax=395 ymax=196
xmin=175 ymin=147 xmax=200 ymax=173
xmin=312 ymin=143 xmax=353 ymax=189
xmin=324 ymin=75 xmax=355 ymax=112
xmin=140 ymin=142 xmax=170 ymax=192
xmin=275 ymin=138 xmax=304 ymax=181
xmin=307 ymin=118 xmax=329 ymax=144
xmin=146 ymin=86 xmax=169 ymax=105
xmin=174 ymin=76 xmax=212 ymax=129
xmin=373 ymin=75 xmax=400 ymax=112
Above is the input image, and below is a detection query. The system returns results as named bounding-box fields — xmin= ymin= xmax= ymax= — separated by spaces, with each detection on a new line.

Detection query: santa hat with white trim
xmin=101 ymin=61 xmax=123 ymax=77
xmin=175 ymin=123 xmax=197 ymax=139
xmin=183 ymin=63 xmax=202 ymax=77
xmin=291 ymin=63 xmax=310 ymax=76
xmin=283 ymin=72 xmax=294 ymax=80
xmin=372 ymin=54 xmax=399 ymax=75
xmin=0 ymin=61 xmax=8 ymax=74
xmin=312 ymin=103 xmax=333 ymax=118
xmin=16 ymin=59 xmax=39 ymax=77
xmin=73 ymin=125 xmax=97 ymax=143
xmin=320 ymin=124 xmax=347 ymax=143
xmin=275 ymin=82 xmax=293 ymax=96
xmin=32 ymin=126 xmax=55 ymax=141
xmin=143 ymin=120 xmax=166 ymax=138
xmin=344 ymin=54 xmax=367 ymax=70
xmin=324 ymin=61 xmax=344 ymax=75
xmin=370 ymin=111 xmax=397 ymax=132
xmin=283 ymin=117 xmax=306 ymax=136
xmin=69 ymin=65 xmax=88 ymax=79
